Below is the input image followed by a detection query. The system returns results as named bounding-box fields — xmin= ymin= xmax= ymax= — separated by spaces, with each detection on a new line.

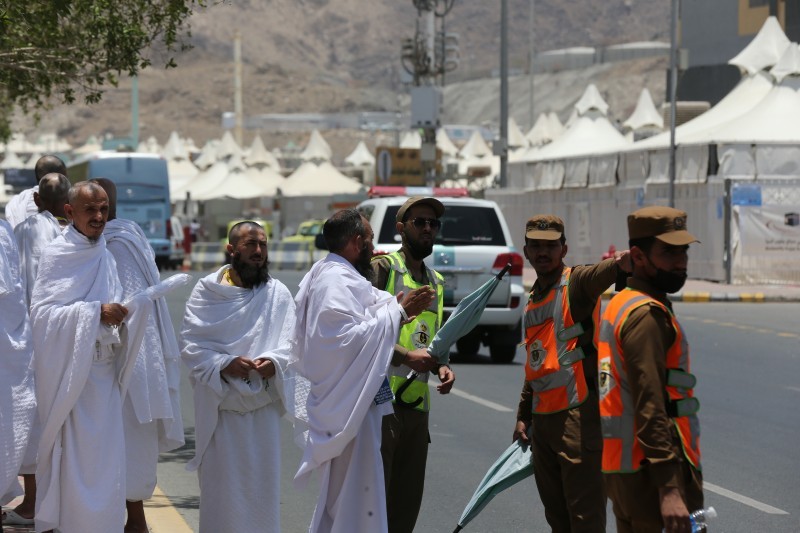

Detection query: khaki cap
xmin=525 ymin=214 xmax=564 ymax=240
xmin=628 ymin=206 xmax=699 ymax=245
xmin=396 ymin=196 xmax=445 ymax=222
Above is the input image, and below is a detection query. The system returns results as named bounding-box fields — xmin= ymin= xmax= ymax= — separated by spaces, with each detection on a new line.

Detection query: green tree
xmin=0 ymin=0 xmax=206 ymax=140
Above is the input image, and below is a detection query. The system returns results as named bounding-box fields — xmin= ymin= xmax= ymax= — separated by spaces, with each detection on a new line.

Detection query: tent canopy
xmin=729 ymin=16 xmax=791 ymax=75
xmin=281 ymin=161 xmax=364 ymax=197
xmin=623 ymin=88 xmax=664 ymax=131
xmin=344 ymin=141 xmax=375 ymax=167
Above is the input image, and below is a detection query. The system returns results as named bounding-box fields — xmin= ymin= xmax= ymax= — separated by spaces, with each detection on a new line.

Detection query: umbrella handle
xmin=394 ymin=372 xmax=424 ymax=409
xmin=495 ymin=262 xmax=512 ymax=280
xmin=453 ymin=526 xmax=463 ymax=533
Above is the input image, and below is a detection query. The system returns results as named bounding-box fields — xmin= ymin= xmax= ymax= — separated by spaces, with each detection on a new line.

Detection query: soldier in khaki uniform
xmin=598 ymin=206 xmax=703 ymax=533
xmin=371 ymin=196 xmax=455 ymax=533
xmin=513 ymin=214 xmax=630 ymax=532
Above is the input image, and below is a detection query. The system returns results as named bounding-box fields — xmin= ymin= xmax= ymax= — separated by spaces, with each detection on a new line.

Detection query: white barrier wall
xmin=487 ymin=181 xmax=726 ymax=282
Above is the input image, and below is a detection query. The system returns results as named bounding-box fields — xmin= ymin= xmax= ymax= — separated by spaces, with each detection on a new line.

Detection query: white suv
xmin=357 ymin=188 xmax=525 ymax=363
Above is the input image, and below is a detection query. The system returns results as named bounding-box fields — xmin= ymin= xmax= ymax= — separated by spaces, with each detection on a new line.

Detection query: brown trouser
xmin=381 ymin=405 xmax=430 ymax=533
xmin=605 ymin=459 xmax=703 ymax=533
xmin=530 ymin=392 xmax=606 ymax=533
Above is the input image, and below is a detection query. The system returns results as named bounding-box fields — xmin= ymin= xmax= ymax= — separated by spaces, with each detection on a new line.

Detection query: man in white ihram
xmin=92 ymin=178 xmax=185 ymax=533
xmin=181 ymin=221 xmax=303 ymax=533
xmin=5 ymin=172 xmax=70 ymax=529
xmin=29 ymin=182 xmax=150 ymax=533
xmin=0 ymin=220 xmax=37 ymax=528
xmin=293 ymin=209 xmax=434 ymax=533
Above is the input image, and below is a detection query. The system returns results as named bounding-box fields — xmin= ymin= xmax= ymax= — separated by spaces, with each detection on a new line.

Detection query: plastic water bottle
xmin=662 ymin=506 xmax=717 ymax=532
xmin=689 ymin=506 xmax=717 ymax=532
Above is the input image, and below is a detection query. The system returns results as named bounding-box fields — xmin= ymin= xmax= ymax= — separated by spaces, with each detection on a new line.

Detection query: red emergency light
xmin=368 ymin=186 xmax=469 ymax=198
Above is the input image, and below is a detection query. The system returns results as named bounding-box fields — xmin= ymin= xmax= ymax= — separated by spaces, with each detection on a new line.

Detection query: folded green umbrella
xmin=394 ymin=263 xmax=512 ymax=409
xmin=429 ymin=262 xmax=512 ymax=363
xmin=453 ymin=439 xmax=534 ymax=532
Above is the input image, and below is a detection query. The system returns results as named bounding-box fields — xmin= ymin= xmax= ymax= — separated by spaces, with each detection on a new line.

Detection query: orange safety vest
xmin=523 ymin=267 xmax=596 ymax=414
xmin=597 ymin=288 xmax=701 ymax=473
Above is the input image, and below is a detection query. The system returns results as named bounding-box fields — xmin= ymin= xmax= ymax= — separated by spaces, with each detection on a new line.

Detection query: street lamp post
xmin=499 ymin=0 xmax=509 ymax=188
xmin=668 ymin=0 xmax=679 ymax=207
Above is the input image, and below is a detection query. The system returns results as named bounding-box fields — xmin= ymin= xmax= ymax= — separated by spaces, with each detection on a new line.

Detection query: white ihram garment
xmin=104 ymin=218 xmax=185 ymax=500
xmin=181 ymin=266 xmax=301 ymax=533
xmin=30 ymin=226 xmax=150 ymax=533
xmin=13 ymin=211 xmax=63 ymax=474
xmin=14 ymin=210 xmax=64 ymax=307
xmin=4 ymin=186 xmax=38 ymax=228
xmin=0 ymin=221 xmax=36 ymax=504
xmin=292 ymin=253 xmax=400 ymax=533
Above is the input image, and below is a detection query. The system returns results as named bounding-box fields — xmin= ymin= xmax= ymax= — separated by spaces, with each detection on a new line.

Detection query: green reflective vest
xmin=377 ymin=251 xmax=444 ymax=412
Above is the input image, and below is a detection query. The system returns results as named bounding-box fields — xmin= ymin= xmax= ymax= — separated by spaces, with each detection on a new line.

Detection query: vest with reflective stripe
xmin=597 ymin=288 xmax=701 ymax=473
xmin=523 ymin=267 xmax=593 ymax=414
xmin=378 ymin=251 xmax=444 ymax=413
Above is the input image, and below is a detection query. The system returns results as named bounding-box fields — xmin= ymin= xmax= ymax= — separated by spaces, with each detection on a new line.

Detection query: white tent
xmin=729 ymin=16 xmax=791 ymax=75
xmin=344 ymin=141 xmax=375 ymax=167
xmin=281 ymin=161 xmax=363 ymax=197
xmin=168 ymin=159 xmax=200 ymax=198
xmin=299 ymin=129 xmax=332 ymax=162
xmin=176 ymin=154 xmax=246 ymax=199
xmin=677 ymin=45 xmax=800 ymax=179
xmin=525 ymin=112 xmax=565 ymax=147
xmin=436 ymin=129 xmax=459 ymax=157
xmin=33 ymin=133 xmax=71 ymax=153
xmin=399 ymin=130 xmax=422 ymax=149
xmin=23 ymin=152 xmax=42 ymax=170
xmin=244 ymin=135 xmax=281 ymax=170
xmin=193 ymin=140 xmax=219 ymax=170
xmin=0 ymin=149 xmax=25 ymax=169
xmin=458 ymin=130 xmax=492 ymax=159
xmin=508 ymin=117 xmax=529 ymax=149
xmin=194 ymin=165 xmax=284 ymax=200
xmin=217 ymin=131 xmax=244 ymax=160
xmin=515 ymin=84 xmax=630 ymax=189
xmin=162 ymin=131 xmax=190 ymax=161
xmin=623 ymin=88 xmax=664 ymax=132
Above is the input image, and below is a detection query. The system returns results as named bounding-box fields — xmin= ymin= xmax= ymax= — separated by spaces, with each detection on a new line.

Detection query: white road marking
xmin=429 ymin=383 xmax=513 ymax=412
xmin=704 ymin=482 xmax=789 ymax=515
xmin=786 ymin=386 xmax=800 ymax=393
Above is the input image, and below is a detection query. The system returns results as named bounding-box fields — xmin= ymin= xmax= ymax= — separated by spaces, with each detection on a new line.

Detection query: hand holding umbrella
xmin=394 ymin=263 xmax=512 ymax=409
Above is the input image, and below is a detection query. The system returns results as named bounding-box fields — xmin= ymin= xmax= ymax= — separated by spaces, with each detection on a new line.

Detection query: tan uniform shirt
xmin=616 ymin=277 xmax=685 ymax=489
xmin=516 ymin=258 xmax=620 ymax=420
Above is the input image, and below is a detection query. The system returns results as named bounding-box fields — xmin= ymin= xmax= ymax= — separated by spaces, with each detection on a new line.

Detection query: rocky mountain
xmin=16 ymin=0 xmax=670 ymax=155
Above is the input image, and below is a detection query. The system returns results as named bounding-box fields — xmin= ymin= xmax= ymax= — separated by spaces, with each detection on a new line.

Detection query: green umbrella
xmin=429 ymin=262 xmax=512 ymax=363
xmin=393 ymin=263 xmax=512 ymax=409
xmin=453 ymin=439 xmax=533 ymax=532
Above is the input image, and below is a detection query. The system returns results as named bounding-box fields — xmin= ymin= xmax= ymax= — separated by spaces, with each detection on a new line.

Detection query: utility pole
xmin=401 ymin=1 xmax=458 ymax=186
xmin=234 ymin=31 xmax=244 ymax=146
xmin=667 ymin=0 xmax=679 ymax=207
xmin=528 ymin=0 xmax=535 ymax=130
xmin=498 ymin=0 xmax=509 ymax=188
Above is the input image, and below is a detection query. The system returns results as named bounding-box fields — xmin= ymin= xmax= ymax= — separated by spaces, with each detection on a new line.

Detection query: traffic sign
xmin=377 ymin=149 xmax=392 ymax=184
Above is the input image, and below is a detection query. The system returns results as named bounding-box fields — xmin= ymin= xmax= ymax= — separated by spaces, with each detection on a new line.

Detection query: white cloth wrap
xmin=29 ymin=225 xmax=151 ymax=532
xmin=291 ymin=253 xmax=400 ymax=484
xmin=105 ymin=218 xmax=185 ymax=454
xmin=4 ymin=186 xmax=38 ymax=228
xmin=13 ymin=210 xmax=63 ymax=307
xmin=0 ymin=221 xmax=36 ymax=505
xmin=180 ymin=266 xmax=301 ymax=472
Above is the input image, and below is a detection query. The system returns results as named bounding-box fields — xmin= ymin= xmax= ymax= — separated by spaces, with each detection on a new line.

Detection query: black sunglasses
xmin=409 ymin=217 xmax=441 ymax=230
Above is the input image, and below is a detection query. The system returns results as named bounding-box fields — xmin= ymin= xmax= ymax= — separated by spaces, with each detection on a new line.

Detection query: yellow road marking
xmin=145 ymin=485 xmax=193 ymax=533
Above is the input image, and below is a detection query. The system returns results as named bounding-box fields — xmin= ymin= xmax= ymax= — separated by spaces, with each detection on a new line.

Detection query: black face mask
xmin=647 ymin=258 xmax=687 ymax=293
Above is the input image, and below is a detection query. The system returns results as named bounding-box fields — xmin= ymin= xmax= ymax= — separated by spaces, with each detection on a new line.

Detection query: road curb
xmin=145 ymin=485 xmax=193 ymax=533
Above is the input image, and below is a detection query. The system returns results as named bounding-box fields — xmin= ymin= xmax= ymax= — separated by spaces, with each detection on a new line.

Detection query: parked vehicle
xmin=67 ymin=151 xmax=173 ymax=268
xmin=283 ymin=219 xmax=325 ymax=243
xmin=358 ymin=186 xmax=525 ymax=363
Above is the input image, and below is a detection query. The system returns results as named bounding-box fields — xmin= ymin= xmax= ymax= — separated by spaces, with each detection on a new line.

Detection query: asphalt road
xmin=157 ymin=271 xmax=800 ymax=532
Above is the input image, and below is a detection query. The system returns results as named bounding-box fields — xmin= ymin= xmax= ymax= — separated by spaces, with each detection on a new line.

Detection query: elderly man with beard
xmin=513 ymin=214 xmax=630 ymax=533
xmin=371 ymin=196 xmax=455 ymax=533
xmin=293 ymin=209 xmax=435 ymax=533
xmin=30 ymin=182 xmax=150 ymax=533
xmin=598 ymin=207 xmax=703 ymax=533
xmin=181 ymin=221 xmax=301 ymax=533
